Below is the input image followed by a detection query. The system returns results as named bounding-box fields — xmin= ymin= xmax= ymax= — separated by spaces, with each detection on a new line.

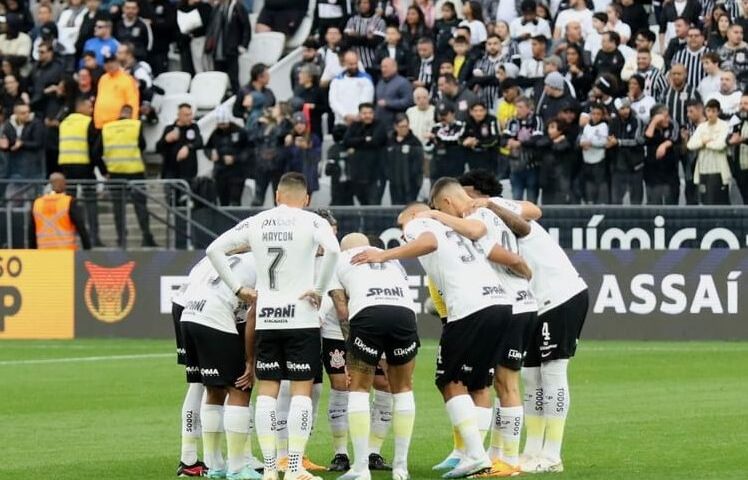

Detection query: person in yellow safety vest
xmin=102 ymin=104 xmax=157 ymax=247
xmin=29 ymin=172 xmax=91 ymax=250
xmin=57 ymin=97 xmax=107 ymax=247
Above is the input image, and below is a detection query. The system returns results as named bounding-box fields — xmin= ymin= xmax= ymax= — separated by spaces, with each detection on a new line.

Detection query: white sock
xmin=392 ymin=391 xmax=416 ymax=471
xmin=521 ymin=367 xmax=545 ymax=457
xmin=287 ymin=396 xmax=314 ymax=473
xmin=498 ymin=406 xmax=523 ymax=466
xmin=311 ymin=382 xmax=323 ymax=429
xmin=348 ymin=391 xmax=371 ymax=472
xmin=369 ymin=390 xmax=392 ymax=455
xmin=181 ymin=383 xmax=204 ymax=465
xmin=328 ymin=389 xmax=349 ymax=455
xmin=275 ymin=381 xmax=291 ymax=459
xmin=244 ymin=404 xmax=256 ymax=464
xmin=488 ymin=399 xmax=502 ymax=461
xmin=475 ymin=406 xmax=493 ymax=443
xmin=540 ymin=360 xmax=570 ymax=463
xmin=200 ymin=404 xmax=225 ymax=472
xmin=224 ymin=405 xmax=251 ymax=474
xmin=445 ymin=395 xmax=486 ymax=461
xmin=255 ymin=395 xmax=277 ymax=472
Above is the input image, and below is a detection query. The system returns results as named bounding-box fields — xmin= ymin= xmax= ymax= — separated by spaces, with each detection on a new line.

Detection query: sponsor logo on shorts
xmin=258 ymin=305 xmax=296 ymax=319
xmin=184 ymin=299 xmax=207 ymax=312
xmin=366 ymin=287 xmax=405 ymax=297
xmin=256 ymin=360 xmax=281 ymax=371
xmin=329 ymin=349 xmax=345 ymax=369
xmin=482 ymin=286 xmax=506 ymax=296
xmin=392 ymin=341 xmax=418 ymax=357
xmin=185 ymin=366 xmax=199 ymax=374
xmin=507 ymin=349 xmax=523 ymax=360
xmin=460 ymin=364 xmax=473 ymax=373
xmin=176 ymin=347 xmax=186 ymax=355
xmin=286 ymin=361 xmax=312 ymax=372
xmin=354 ymin=337 xmax=378 ymax=357
xmin=200 ymin=368 xmax=220 ymax=376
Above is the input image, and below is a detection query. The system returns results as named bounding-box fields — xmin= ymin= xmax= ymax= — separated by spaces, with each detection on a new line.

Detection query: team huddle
xmin=170 ymin=170 xmax=589 ymax=480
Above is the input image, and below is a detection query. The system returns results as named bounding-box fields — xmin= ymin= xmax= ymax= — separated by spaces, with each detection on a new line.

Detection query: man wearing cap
xmin=425 ymin=100 xmax=466 ymax=182
xmin=581 ymin=75 xmax=618 ymax=126
xmin=536 ymin=71 xmax=579 ymax=123
xmin=93 ymin=52 xmax=139 ymax=128
xmin=511 ymin=0 xmax=551 ymax=61
xmin=608 ymin=98 xmax=645 ymax=204
xmin=205 ymin=108 xmax=249 ymax=206
xmin=532 ymin=55 xmax=575 ymax=101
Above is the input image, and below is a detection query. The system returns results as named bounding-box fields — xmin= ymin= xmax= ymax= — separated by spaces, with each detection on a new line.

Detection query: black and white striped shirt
xmin=415 ymin=57 xmax=434 ymax=90
xmin=672 ymin=47 xmax=709 ymax=88
xmin=639 ymin=67 xmax=668 ymax=100
xmin=472 ymin=54 xmax=503 ymax=110
xmin=344 ymin=13 xmax=386 ymax=70
xmin=658 ymin=83 xmax=701 ymax=130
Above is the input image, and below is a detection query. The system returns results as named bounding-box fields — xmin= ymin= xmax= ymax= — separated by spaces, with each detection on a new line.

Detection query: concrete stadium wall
xmin=0 ymin=249 xmax=745 ymax=341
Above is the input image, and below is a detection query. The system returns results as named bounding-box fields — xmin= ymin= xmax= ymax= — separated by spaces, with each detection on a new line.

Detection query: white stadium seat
xmin=239 ymin=31 xmax=286 ymax=85
xmin=153 ymin=71 xmax=192 ymax=95
xmin=190 ymin=71 xmax=229 ymax=112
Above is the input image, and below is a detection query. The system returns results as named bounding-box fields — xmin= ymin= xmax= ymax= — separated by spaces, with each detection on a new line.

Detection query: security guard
xmin=29 ymin=173 xmax=91 ymax=250
xmin=102 ymin=104 xmax=157 ymax=247
xmin=58 ymin=98 xmax=106 ymax=247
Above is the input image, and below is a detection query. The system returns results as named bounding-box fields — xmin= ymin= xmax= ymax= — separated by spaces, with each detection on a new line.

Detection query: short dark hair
xmin=440 ymin=74 xmax=458 ymax=85
xmin=38 ymin=40 xmax=54 ymax=52
xmin=417 ymin=37 xmax=434 ymax=46
xmin=705 ymin=99 xmax=721 ymax=111
xmin=453 ymin=36 xmax=469 ymax=45
xmin=13 ymin=100 xmax=29 ymax=109
xmin=636 ymin=29 xmax=656 ymax=44
xmin=458 ymin=169 xmax=503 ymax=196
xmin=702 ymin=52 xmax=721 ymax=64
xmin=589 ymin=102 xmax=606 ymax=113
xmin=486 ymin=33 xmax=501 ymax=42
xmin=358 ymin=102 xmax=375 ymax=111
xmin=685 ymin=99 xmax=703 ymax=109
xmin=430 ymin=177 xmax=461 ymax=205
xmin=83 ymin=50 xmax=96 ymax=58
xmin=604 ymin=31 xmax=621 ymax=46
xmin=278 ymin=172 xmax=307 ymax=191
xmin=250 ymin=63 xmax=268 ymax=82
xmin=178 ymin=103 xmax=192 ymax=110
xmin=394 ymin=113 xmax=409 ymax=125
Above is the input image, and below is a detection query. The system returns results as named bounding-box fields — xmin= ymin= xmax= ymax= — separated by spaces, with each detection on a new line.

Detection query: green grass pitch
xmin=1 ymin=339 xmax=747 ymax=480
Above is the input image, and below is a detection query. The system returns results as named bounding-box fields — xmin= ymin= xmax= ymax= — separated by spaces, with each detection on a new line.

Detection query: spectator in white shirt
xmin=511 ymin=0 xmax=552 ymax=60
xmin=555 ymin=0 xmax=594 ymax=39
xmin=622 ymin=29 xmax=664 ymax=80
xmin=406 ymin=86 xmax=436 ymax=146
xmin=584 ymin=12 xmax=608 ymax=60
xmin=460 ymin=1 xmax=488 ymax=45
xmin=698 ymin=52 xmax=724 ymax=101
xmin=329 ymin=50 xmax=375 ymax=125
xmin=606 ymin=3 xmax=631 ymax=44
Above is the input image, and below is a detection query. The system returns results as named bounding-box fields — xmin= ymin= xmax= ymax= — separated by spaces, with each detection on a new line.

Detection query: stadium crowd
xmin=5 ymin=0 xmax=748 ymax=214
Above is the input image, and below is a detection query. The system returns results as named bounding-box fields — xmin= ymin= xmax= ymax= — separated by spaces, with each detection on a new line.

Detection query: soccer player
xmin=329 ymin=233 xmax=420 ymax=480
xmin=351 ymin=203 xmax=530 ymax=479
xmin=426 ymin=177 xmax=540 ymax=477
xmin=459 ymin=170 xmax=590 ymax=474
xmin=206 ymin=172 xmax=341 ymax=480
xmin=179 ymin=252 xmax=260 ymax=480
xmin=171 ymin=264 xmax=207 ymax=477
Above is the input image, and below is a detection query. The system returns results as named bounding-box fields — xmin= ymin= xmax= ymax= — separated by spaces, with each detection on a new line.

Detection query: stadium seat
xmin=190 ymin=71 xmax=229 ymax=112
xmin=153 ymin=71 xmax=192 ymax=95
xmin=239 ymin=32 xmax=286 ymax=85
xmin=287 ymin=0 xmax=317 ymax=49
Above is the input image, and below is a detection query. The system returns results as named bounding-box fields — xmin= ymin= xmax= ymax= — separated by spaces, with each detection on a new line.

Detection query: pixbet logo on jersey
xmin=84 ymin=261 xmax=136 ymax=323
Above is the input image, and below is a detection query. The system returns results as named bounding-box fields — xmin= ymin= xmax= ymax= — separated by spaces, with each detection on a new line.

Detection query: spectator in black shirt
xmin=290 ymin=39 xmax=323 ymax=91
xmin=373 ymin=25 xmax=410 ymax=81
xmin=205 ymin=0 xmax=251 ymax=94
xmin=400 ymin=5 xmax=431 ymax=55
xmin=292 ymin=65 xmax=326 ymax=138
xmin=644 ymin=103 xmax=680 ymax=204
xmin=593 ymin=31 xmax=625 ymax=78
xmin=256 ymin=0 xmax=309 ymax=36
xmin=608 ymin=98 xmax=645 ymax=204
xmin=537 ymin=117 xmax=574 ymax=204
xmin=436 ymin=74 xmax=477 ymax=122
xmin=177 ymin=0 xmax=213 ymax=75
xmin=147 ymin=0 xmax=177 ymax=75
xmin=434 ymin=1 xmax=460 ymax=59
xmin=425 ymin=100 xmax=465 ymax=183
xmin=29 ymin=42 xmax=64 ymax=115
xmin=157 ymin=103 xmax=204 ymax=187
xmin=206 ymin=109 xmax=249 ymax=206
xmin=620 ymin=0 xmax=649 ymax=47
xmin=663 ymin=17 xmax=689 ymax=66
xmin=233 ymin=63 xmax=277 ymax=123
xmin=409 ymin=37 xmax=436 ymax=93
xmin=114 ymin=0 xmax=153 ymax=61
xmin=461 ymin=100 xmax=499 ymax=173
xmin=343 ymin=102 xmax=388 ymax=205
xmin=386 ymin=113 xmax=424 ymax=204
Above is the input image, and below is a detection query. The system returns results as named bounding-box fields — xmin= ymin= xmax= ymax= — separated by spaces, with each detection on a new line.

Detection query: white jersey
xmin=172 ymin=257 xmax=211 ymax=307
xmin=491 ymin=197 xmax=587 ymax=314
xmin=208 ymin=204 xmax=341 ymax=331
xmin=180 ymin=253 xmax=257 ymax=334
xmin=469 ymin=208 xmax=537 ymax=315
xmin=329 ymin=246 xmax=416 ymax=319
xmin=320 ymin=293 xmax=343 ymax=340
xmin=404 ymin=218 xmax=511 ymax=323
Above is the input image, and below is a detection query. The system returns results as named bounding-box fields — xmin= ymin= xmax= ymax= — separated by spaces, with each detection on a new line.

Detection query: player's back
xmin=181 ymin=253 xmax=257 ymax=334
xmin=404 ymin=217 xmax=510 ymax=323
xmin=334 ymin=246 xmax=416 ymax=318
xmin=247 ymin=205 xmax=334 ymax=330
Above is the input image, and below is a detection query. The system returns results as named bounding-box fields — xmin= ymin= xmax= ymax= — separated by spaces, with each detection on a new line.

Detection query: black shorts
xmin=172 ymin=303 xmax=186 ymax=365
xmin=347 ymin=305 xmax=420 ymax=367
xmin=525 ymin=290 xmax=589 ymax=368
xmin=322 ymin=338 xmax=347 ymax=375
xmin=181 ymin=321 xmax=246 ymax=387
xmin=257 ymin=7 xmax=306 ymax=35
xmin=436 ymin=305 xmax=513 ymax=391
xmin=255 ymin=328 xmax=322 ymax=381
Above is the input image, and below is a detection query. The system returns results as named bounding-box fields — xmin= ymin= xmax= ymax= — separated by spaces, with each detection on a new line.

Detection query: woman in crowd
xmin=75 ymin=67 xmax=97 ymax=104
xmin=415 ymin=0 xmax=436 ymax=29
xmin=564 ymin=44 xmax=593 ymax=102
xmin=434 ymin=1 xmax=460 ymax=58
xmin=494 ymin=20 xmax=518 ymax=62
xmin=401 ymin=5 xmax=431 ymax=52
xmin=708 ymin=13 xmax=731 ymax=50
xmin=460 ymin=1 xmax=487 ymax=46
xmin=292 ymin=64 xmax=326 ymax=139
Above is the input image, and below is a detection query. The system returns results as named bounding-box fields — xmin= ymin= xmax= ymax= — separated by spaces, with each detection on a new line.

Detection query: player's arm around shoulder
xmin=472 ymin=198 xmax=532 ymax=238
xmin=416 ymin=209 xmax=487 ymax=241
xmin=351 ymin=222 xmax=438 ymax=265
xmin=206 ymin=217 xmax=255 ymax=299
xmin=486 ymin=243 xmax=532 ymax=281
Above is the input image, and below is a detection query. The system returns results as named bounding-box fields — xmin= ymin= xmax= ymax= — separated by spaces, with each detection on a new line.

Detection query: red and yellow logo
xmin=84 ymin=261 xmax=136 ymax=323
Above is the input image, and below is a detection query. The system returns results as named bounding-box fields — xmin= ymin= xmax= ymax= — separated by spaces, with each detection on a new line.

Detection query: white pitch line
xmin=0 ymin=353 xmax=172 ymax=366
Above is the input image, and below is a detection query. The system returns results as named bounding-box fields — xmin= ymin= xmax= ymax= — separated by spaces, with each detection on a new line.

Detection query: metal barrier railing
xmin=0 ymin=178 xmax=239 ymax=250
